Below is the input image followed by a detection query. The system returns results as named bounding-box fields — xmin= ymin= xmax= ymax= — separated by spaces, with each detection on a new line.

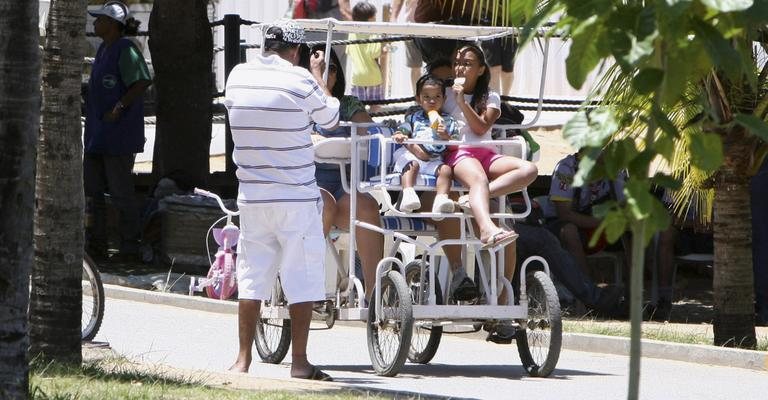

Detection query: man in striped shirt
xmin=225 ymin=20 xmax=339 ymax=381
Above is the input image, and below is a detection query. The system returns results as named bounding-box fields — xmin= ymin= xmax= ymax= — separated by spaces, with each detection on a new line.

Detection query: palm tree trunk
xmin=712 ymin=130 xmax=757 ymax=348
xmin=30 ymin=0 xmax=88 ymax=364
xmin=0 ymin=1 xmax=40 ymax=397
xmin=148 ymin=0 xmax=213 ymax=188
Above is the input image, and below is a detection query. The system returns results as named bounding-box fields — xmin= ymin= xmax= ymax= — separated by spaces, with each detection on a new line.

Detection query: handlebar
xmin=194 ymin=188 xmax=240 ymax=216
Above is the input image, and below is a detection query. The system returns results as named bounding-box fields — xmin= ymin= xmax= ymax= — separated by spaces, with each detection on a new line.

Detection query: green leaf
xmin=604 ymin=139 xmax=638 ymax=175
xmin=651 ymin=106 xmax=679 ymax=160
xmin=651 ymin=173 xmax=682 ymax=190
xmin=592 ymin=201 xmax=615 ymax=219
xmin=644 ymin=198 xmax=672 ymax=244
xmin=632 ymin=68 xmax=664 ymax=94
xmin=688 ymin=132 xmax=724 ymax=172
xmin=691 ymin=18 xmax=743 ymax=81
xmin=564 ymin=0 xmax=612 ymax=19
xmin=563 ymin=108 xmax=620 ymax=149
xmin=628 ymin=150 xmax=655 ymax=179
xmin=573 ymin=152 xmax=598 ymax=187
xmin=624 ymin=180 xmax=654 ymax=220
xmin=622 ymin=31 xmax=658 ymax=66
xmin=733 ymin=114 xmax=768 ymax=141
xmin=566 ymin=26 xmax=605 ymax=89
xmin=604 ymin=209 xmax=629 ymax=243
xmin=700 ymin=0 xmax=754 ymax=12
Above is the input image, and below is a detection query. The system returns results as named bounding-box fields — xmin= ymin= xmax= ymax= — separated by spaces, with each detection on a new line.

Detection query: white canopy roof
xmin=284 ymin=19 xmax=525 ymax=41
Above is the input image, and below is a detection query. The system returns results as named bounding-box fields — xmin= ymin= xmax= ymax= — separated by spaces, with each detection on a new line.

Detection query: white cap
xmin=88 ymin=1 xmax=128 ymax=25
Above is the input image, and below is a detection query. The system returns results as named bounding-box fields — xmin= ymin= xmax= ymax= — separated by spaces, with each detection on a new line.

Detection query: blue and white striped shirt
xmin=225 ymin=54 xmax=340 ymax=205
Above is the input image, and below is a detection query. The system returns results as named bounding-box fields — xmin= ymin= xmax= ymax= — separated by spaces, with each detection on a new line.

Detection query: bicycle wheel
xmin=516 ymin=270 xmax=562 ymax=377
xmin=404 ymin=261 xmax=442 ymax=364
xmin=82 ymin=254 xmax=105 ymax=341
xmin=366 ymin=269 xmax=413 ymax=376
xmin=254 ymin=278 xmax=291 ymax=364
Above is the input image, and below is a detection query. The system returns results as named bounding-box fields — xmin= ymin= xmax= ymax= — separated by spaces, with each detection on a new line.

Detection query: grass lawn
xmin=30 ymin=356 xmax=385 ymax=400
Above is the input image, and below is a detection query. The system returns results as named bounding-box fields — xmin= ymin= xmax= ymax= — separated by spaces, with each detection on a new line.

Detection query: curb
xmin=104 ymin=284 xmax=768 ymax=373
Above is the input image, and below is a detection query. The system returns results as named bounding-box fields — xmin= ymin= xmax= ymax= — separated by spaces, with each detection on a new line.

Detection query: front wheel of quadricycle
xmin=367 ymin=269 xmax=413 ymax=376
xmin=255 ymin=279 xmax=291 ymax=364
xmin=404 ymin=261 xmax=442 ymax=364
xmin=82 ymin=254 xmax=105 ymax=341
xmin=516 ymin=270 xmax=562 ymax=377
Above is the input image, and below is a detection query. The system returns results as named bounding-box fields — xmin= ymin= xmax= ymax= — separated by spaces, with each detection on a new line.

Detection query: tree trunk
xmin=0 ymin=1 xmax=40 ymax=397
xmin=148 ymin=0 xmax=213 ymax=188
xmin=712 ymin=129 xmax=757 ymax=348
xmin=30 ymin=0 xmax=88 ymax=364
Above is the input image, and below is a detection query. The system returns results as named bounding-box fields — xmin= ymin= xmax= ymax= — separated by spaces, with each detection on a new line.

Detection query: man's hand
xmin=309 ymin=50 xmax=327 ymax=79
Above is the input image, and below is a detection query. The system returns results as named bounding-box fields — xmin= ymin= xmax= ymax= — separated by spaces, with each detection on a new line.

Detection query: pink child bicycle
xmin=189 ymin=188 xmax=293 ymax=362
xmin=189 ymin=188 xmax=239 ymax=300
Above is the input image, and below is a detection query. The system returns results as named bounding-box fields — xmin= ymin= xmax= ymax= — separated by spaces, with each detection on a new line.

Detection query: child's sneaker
xmin=449 ymin=267 xmax=478 ymax=302
xmin=431 ymin=194 xmax=455 ymax=220
xmin=399 ymin=187 xmax=421 ymax=212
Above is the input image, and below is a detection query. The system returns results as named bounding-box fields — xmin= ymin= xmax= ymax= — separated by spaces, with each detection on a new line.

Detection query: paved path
xmin=95 ymin=297 xmax=767 ymax=400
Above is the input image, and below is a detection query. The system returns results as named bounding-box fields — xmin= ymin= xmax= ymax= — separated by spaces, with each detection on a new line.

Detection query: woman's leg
xmin=452 ymin=158 xmax=502 ymax=242
xmin=319 ymin=189 xmax=337 ymax=237
xmin=334 ymin=193 xmax=383 ymax=300
xmin=487 ymin=156 xmax=538 ymax=198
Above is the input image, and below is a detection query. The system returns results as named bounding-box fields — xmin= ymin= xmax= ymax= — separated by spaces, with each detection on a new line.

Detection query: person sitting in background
xmin=546 ymin=151 xmax=629 ymax=277
xmin=299 ymin=44 xmax=384 ymax=303
xmin=391 ymin=74 xmax=459 ymax=215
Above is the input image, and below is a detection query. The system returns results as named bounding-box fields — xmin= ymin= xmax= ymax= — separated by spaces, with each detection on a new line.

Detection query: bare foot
xmin=228 ymin=356 xmax=250 ymax=373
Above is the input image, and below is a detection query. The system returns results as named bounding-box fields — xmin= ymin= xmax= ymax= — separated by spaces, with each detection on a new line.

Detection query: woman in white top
xmin=442 ymin=44 xmax=538 ymax=248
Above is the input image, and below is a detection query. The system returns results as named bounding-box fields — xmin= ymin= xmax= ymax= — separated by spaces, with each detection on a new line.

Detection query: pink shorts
xmin=444 ymin=147 xmax=503 ymax=173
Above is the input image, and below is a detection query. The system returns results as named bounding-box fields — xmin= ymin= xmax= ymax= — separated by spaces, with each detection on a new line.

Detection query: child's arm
xmin=451 ymin=84 xmax=501 ymax=136
xmin=406 ymin=143 xmax=433 ymax=161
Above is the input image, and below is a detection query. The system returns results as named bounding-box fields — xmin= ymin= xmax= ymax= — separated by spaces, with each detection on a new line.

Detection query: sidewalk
xmin=98 ymin=267 xmax=768 ymax=373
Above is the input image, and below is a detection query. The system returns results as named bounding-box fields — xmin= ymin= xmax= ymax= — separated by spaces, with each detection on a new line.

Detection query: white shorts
xmin=236 ymin=202 xmax=326 ymax=304
xmin=393 ymin=147 xmax=445 ymax=176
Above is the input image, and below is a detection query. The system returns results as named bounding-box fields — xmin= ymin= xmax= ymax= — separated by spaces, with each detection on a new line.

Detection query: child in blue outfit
xmin=392 ymin=74 xmax=460 ymax=215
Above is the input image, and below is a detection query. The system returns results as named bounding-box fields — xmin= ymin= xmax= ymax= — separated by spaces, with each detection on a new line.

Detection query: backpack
xmin=493 ymin=102 xmax=540 ymax=160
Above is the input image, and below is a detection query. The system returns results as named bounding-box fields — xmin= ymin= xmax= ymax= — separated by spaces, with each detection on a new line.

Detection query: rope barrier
xmin=86 ymin=32 xmax=149 ymax=37
xmin=501 ymin=95 xmax=600 ymax=106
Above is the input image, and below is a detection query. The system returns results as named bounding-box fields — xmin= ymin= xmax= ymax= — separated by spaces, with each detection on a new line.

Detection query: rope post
xmin=223 ymin=14 xmax=241 ymax=176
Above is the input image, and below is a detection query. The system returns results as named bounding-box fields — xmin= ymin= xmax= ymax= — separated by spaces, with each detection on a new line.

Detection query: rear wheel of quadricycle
xmin=516 ymin=270 xmax=562 ymax=377
xmin=404 ymin=260 xmax=442 ymax=364
xmin=367 ymin=269 xmax=413 ymax=376
xmin=82 ymin=254 xmax=105 ymax=341
xmin=255 ymin=278 xmax=291 ymax=364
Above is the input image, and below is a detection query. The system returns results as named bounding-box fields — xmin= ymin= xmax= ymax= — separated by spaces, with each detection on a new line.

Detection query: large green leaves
xmin=566 ymin=21 xmax=607 ymax=89
xmin=689 ymin=132 xmax=724 ymax=171
xmin=700 ymin=0 xmax=753 ymax=12
xmin=734 ymin=114 xmax=768 ymax=141
xmin=563 ymin=108 xmax=619 ymax=149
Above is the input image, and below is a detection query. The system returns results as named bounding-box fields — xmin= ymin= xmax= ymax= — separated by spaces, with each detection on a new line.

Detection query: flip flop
xmin=295 ymin=366 xmax=333 ymax=382
xmin=480 ymin=230 xmax=519 ymax=250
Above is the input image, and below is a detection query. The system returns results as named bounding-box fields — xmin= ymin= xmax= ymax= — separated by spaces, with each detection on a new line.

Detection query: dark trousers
xmin=84 ymin=153 xmax=140 ymax=254
xmin=752 ymin=156 xmax=768 ymax=320
xmin=515 ymin=222 xmax=604 ymax=307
